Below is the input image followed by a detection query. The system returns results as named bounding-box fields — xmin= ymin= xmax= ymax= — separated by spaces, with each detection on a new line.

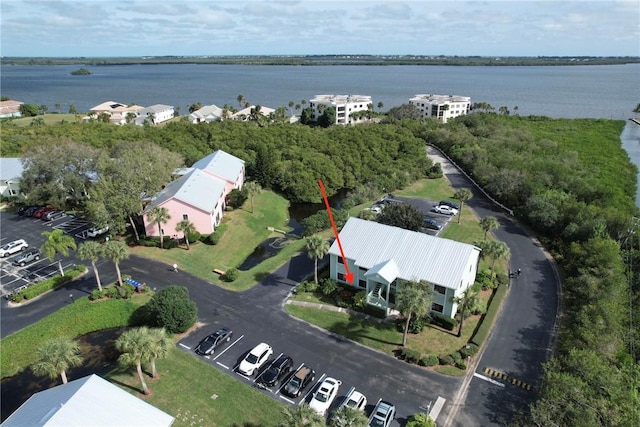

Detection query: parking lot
xmin=369 ymin=195 xmax=459 ymax=235
xmin=0 ymin=211 xmax=94 ymax=298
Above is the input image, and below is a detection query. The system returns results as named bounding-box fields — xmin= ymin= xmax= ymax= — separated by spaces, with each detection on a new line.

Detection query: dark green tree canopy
xmin=377 ymin=203 xmax=424 ymax=232
xmin=144 ymin=286 xmax=197 ymax=334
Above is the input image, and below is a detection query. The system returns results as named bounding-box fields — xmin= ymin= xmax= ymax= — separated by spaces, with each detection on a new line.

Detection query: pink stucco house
xmin=143 ymin=150 xmax=245 ymax=236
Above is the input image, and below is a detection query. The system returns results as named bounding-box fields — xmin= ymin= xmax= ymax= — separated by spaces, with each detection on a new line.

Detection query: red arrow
xmin=318 ymin=180 xmax=354 ymax=284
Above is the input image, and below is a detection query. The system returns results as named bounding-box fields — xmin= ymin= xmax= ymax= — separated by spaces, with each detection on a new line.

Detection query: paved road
xmin=427 ymin=146 xmax=560 ymax=427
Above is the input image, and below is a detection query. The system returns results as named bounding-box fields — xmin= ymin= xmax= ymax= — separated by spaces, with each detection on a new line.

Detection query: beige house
xmin=88 ymin=101 xmax=144 ymax=124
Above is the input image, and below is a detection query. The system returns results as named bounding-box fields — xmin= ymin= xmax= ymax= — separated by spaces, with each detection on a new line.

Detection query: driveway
xmin=426 ymin=146 xmax=560 ymax=427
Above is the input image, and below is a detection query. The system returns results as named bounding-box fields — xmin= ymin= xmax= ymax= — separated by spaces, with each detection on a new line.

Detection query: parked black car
xmin=258 ymin=354 xmax=293 ymax=389
xmin=282 ymin=365 xmax=315 ymax=397
xmin=23 ymin=206 xmax=41 ymax=217
xmin=423 ymin=218 xmax=442 ymax=230
xmin=12 ymin=249 xmax=40 ymax=267
xmin=195 ymin=328 xmax=233 ymax=355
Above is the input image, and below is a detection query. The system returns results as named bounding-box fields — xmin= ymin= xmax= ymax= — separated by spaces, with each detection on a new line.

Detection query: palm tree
xmin=453 ymin=188 xmax=472 ymax=224
xmin=395 ymin=280 xmax=433 ymax=346
xmin=147 ymin=328 xmax=172 ymax=378
xmin=330 ymin=405 xmax=368 ymax=427
xmin=377 ymin=101 xmax=384 ymax=111
xmin=452 ymin=288 xmax=480 ymax=337
xmin=279 ymin=404 xmax=324 ymax=427
xmin=77 ymin=241 xmax=104 ymax=291
xmin=305 ymin=235 xmax=330 ymax=285
xmin=148 ymin=206 xmax=171 ymax=249
xmin=125 ymin=112 xmax=136 ymax=124
xmin=480 ymin=216 xmax=500 ymax=240
xmin=237 ymin=94 xmax=245 ymax=109
xmin=485 ymin=240 xmax=511 ymax=280
xmin=244 ymin=181 xmax=262 ymax=213
xmin=175 ymin=219 xmax=196 ymax=250
xmin=103 ymin=239 xmax=129 ymax=286
xmin=32 ymin=337 xmax=83 ymax=385
xmin=116 ymin=327 xmax=153 ymax=395
xmin=40 ymin=229 xmax=77 ymax=276
xmin=288 ymin=101 xmax=295 ymax=115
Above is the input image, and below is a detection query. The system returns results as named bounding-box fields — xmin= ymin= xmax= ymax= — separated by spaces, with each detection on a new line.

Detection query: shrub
xmin=186 ymin=230 xmax=201 ymax=244
xmin=138 ymin=237 xmax=159 ymax=247
xmin=398 ymin=348 xmax=421 ymax=364
xmin=222 ymin=267 xmax=239 ymax=282
xmin=406 ymin=412 xmax=436 ymax=427
xmin=119 ymin=283 xmax=135 ymax=299
xmin=89 ymin=289 xmax=105 ymax=301
xmin=105 ymin=285 xmax=120 ymax=299
xmin=203 ymin=226 xmax=226 ymax=245
xmin=396 ymin=316 xmax=427 ymax=334
xmin=455 ymin=360 xmax=467 ymax=370
xmin=144 ymin=285 xmax=198 ymax=333
xmin=430 ymin=312 xmax=458 ymax=331
xmin=426 ymin=162 xmax=443 ymax=179
xmin=471 ymin=299 xmax=487 ymax=316
xmin=419 ymin=355 xmax=439 ymax=367
xmin=163 ymin=239 xmax=179 ymax=249
xmin=353 ymin=291 xmax=366 ymax=310
xmin=460 ymin=343 xmax=480 ymax=358
xmin=320 ymin=278 xmax=339 ymax=297
xmin=226 ymin=188 xmax=248 ymax=209
xmin=450 ymin=351 xmax=463 ymax=364
xmin=438 ymin=354 xmax=455 ymax=365
xmin=12 ymin=265 xmax=85 ymax=301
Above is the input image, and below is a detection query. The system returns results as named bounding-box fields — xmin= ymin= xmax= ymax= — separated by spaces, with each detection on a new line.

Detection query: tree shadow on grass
xmin=327 ymin=316 xmax=400 ymax=347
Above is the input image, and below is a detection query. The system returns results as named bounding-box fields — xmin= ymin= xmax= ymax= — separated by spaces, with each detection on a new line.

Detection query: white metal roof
xmin=1 ymin=374 xmax=174 ymax=427
xmin=191 ymin=150 xmax=244 ymax=184
xmin=329 ymin=217 xmax=480 ymax=290
xmin=146 ymin=168 xmax=225 ymax=213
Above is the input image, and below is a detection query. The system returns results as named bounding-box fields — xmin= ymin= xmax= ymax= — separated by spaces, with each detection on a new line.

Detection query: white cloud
xmin=1 ymin=0 xmax=638 ymax=56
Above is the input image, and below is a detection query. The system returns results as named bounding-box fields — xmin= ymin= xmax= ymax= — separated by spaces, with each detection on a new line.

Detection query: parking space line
xmin=255 ymin=352 xmax=282 ymax=384
xmin=473 ymin=372 xmax=506 ymax=388
xmin=179 ymin=343 xmax=191 ymax=350
xmin=300 ymin=373 xmax=326 ymax=404
xmin=213 ymin=334 xmax=244 ymax=360
xmin=279 ymin=395 xmax=295 ymax=404
xmin=216 ymin=362 xmax=230 ymax=370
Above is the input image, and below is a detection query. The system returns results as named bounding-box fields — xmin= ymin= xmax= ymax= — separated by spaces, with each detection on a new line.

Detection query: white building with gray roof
xmin=329 ymin=217 xmax=481 ymax=318
xmin=1 ymin=374 xmax=174 ymax=427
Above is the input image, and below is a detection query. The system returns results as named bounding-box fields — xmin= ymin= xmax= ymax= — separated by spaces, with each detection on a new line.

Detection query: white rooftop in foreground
xmin=1 ymin=374 xmax=174 ymax=427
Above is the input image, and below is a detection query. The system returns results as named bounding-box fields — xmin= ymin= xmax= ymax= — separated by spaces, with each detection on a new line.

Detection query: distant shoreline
xmin=2 ymin=55 xmax=639 ymax=67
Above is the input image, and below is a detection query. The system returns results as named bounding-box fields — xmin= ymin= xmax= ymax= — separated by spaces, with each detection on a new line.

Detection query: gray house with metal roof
xmin=1 ymin=374 xmax=174 ymax=427
xmin=329 ymin=217 xmax=481 ymax=318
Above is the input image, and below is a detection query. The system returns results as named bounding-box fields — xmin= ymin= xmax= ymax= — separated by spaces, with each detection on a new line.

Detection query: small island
xmin=70 ymin=68 xmax=91 ymax=75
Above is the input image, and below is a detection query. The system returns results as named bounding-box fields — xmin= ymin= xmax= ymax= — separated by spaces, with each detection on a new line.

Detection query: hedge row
xmin=470 ymin=282 xmax=508 ymax=347
xmin=11 ymin=265 xmax=86 ymax=302
xmin=396 ymin=344 xmax=478 ymax=369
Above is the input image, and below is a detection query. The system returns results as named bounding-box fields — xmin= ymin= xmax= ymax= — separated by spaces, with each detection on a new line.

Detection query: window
xmin=182 ymin=214 xmax=189 ymax=220
xmin=434 ymin=285 xmax=447 ymax=295
xmin=337 ymin=272 xmax=345 ymax=282
xmin=358 ymin=279 xmax=366 ymax=288
xmin=338 ymin=256 xmax=344 ymax=265
xmin=431 ymin=302 xmax=444 ymax=313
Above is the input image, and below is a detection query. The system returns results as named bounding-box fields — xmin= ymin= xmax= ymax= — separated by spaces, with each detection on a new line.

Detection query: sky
xmin=1 ymin=1 xmax=639 ymax=57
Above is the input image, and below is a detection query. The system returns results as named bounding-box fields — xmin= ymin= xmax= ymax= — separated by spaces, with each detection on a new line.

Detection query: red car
xmin=34 ymin=207 xmax=54 ymax=219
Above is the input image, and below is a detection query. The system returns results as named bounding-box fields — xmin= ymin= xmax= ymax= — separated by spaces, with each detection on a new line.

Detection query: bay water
xmin=2 ymin=63 xmax=639 ymax=206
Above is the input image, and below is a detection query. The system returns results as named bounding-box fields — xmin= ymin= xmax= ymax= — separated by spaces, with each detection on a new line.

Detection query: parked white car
xmin=87 ymin=225 xmax=109 ymax=238
xmin=341 ymin=388 xmax=367 ymax=411
xmin=309 ymin=377 xmax=341 ymax=415
xmin=237 ymin=343 xmax=273 ymax=376
xmin=0 ymin=239 xmax=28 ymax=257
xmin=432 ymin=205 xmax=459 ymax=216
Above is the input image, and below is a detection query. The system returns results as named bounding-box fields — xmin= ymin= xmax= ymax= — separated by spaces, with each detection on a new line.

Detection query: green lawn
xmin=9 ymin=113 xmax=80 ymax=126
xmin=107 ymin=346 xmax=283 ymax=427
xmin=1 ymin=295 xmax=150 ymax=378
xmin=132 ymin=190 xmax=306 ymax=291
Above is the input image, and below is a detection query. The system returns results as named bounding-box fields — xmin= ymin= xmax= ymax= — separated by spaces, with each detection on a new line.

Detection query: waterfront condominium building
xmin=409 ymin=94 xmax=471 ymax=123
xmin=309 ymin=94 xmax=373 ymax=125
